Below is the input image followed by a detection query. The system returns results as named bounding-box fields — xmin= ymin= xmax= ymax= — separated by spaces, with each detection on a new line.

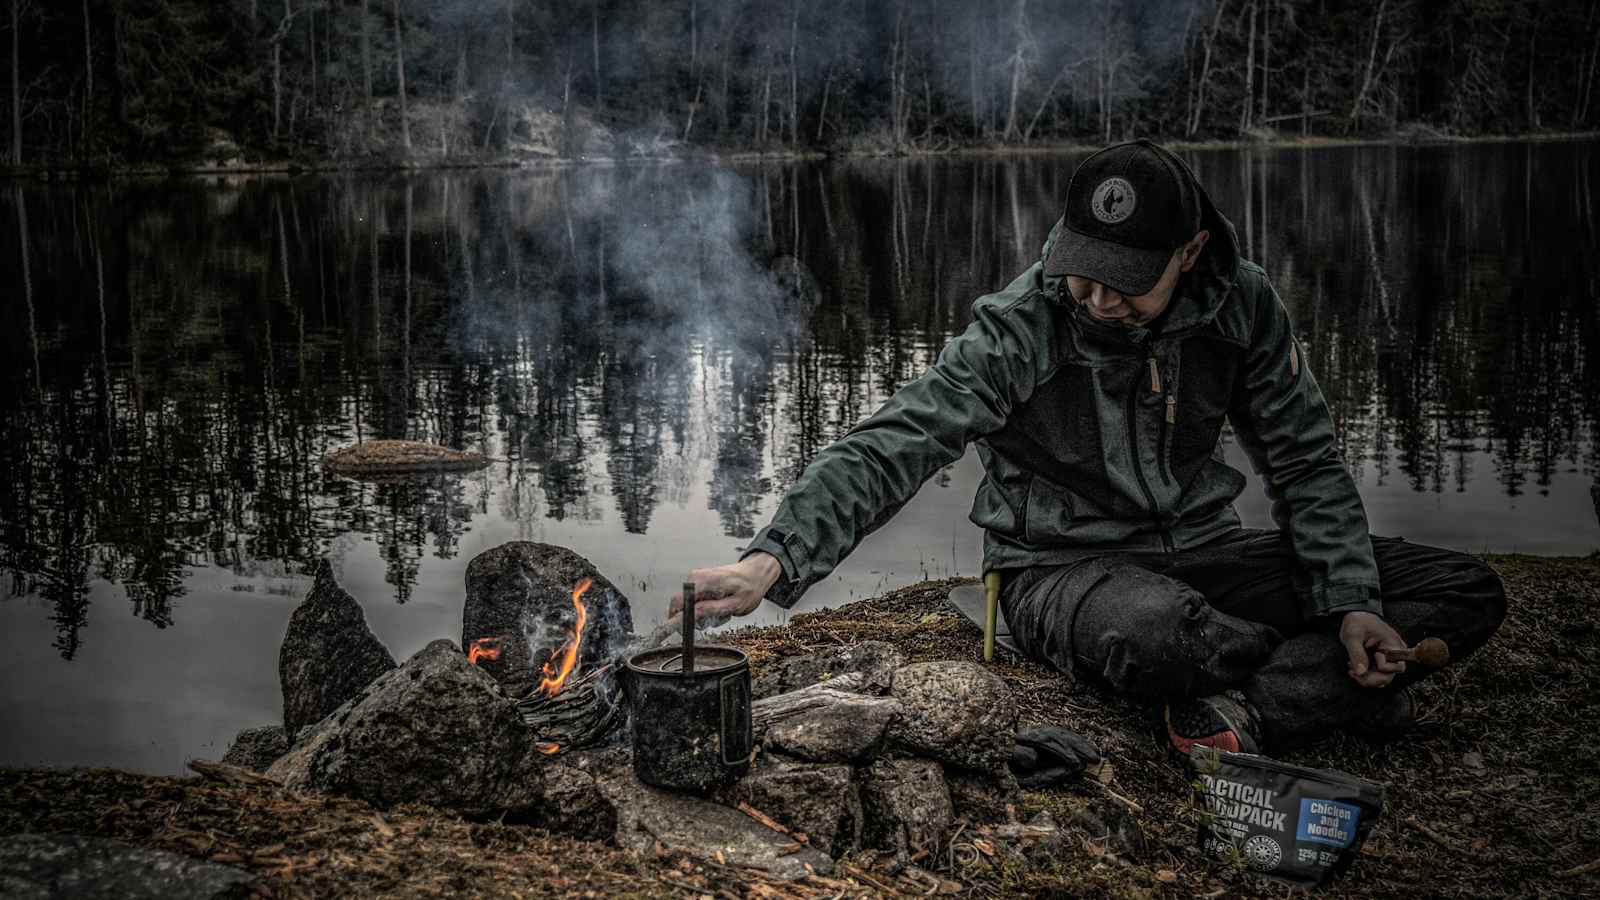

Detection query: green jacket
xmin=746 ymin=195 xmax=1381 ymax=622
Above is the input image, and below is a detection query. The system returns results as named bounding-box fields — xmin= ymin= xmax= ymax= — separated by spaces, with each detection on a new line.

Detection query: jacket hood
xmin=1038 ymin=150 xmax=1241 ymax=338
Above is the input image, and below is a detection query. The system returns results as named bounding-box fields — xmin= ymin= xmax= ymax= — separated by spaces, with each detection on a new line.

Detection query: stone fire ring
xmin=323 ymin=440 xmax=489 ymax=478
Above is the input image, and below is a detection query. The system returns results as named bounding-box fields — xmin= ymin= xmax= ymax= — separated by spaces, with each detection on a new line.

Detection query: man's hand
xmin=1339 ymin=611 xmax=1407 ymax=688
xmin=668 ymin=553 xmax=783 ymax=625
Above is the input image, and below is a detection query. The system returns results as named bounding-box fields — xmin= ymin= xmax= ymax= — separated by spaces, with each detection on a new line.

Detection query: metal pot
xmin=622 ymin=583 xmax=753 ymax=792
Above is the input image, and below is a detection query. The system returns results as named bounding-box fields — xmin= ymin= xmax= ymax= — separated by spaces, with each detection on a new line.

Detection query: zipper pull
xmin=1166 ymin=394 xmax=1177 ymax=425
xmin=1148 ymin=357 xmax=1162 ymax=393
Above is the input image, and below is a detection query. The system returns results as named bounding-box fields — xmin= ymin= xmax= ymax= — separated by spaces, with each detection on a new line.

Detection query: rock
xmin=595 ymin=770 xmax=834 ymax=880
xmin=763 ymin=693 xmax=900 ymax=762
xmin=322 ymin=440 xmax=488 ymax=477
xmin=278 ymin=560 xmax=396 ymax=739
xmin=219 ymin=725 xmax=289 ymax=773
xmin=887 ymin=661 xmax=1016 ymax=772
xmin=0 ymin=833 xmax=255 ymax=900
xmin=267 ymin=639 xmax=544 ymax=819
xmin=462 ymin=542 xmax=633 ymax=696
xmin=726 ymin=757 xmax=854 ymax=856
xmin=535 ymin=765 xmax=617 ymax=842
xmin=751 ymin=642 xmax=904 ymax=700
xmin=859 ymin=758 xmax=954 ymax=856
xmin=946 ymin=768 xmax=1022 ymax=824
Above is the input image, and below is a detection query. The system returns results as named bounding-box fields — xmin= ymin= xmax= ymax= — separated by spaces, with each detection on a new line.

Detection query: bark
xmin=393 ymin=0 xmax=409 ymax=152
xmin=750 ymin=675 xmax=868 ymax=739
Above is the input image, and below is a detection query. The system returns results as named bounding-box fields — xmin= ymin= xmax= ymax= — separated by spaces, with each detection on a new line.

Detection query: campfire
xmin=466 ymin=576 xmax=626 ymax=755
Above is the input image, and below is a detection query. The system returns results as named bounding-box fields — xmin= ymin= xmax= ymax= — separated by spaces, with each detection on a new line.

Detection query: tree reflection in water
xmin=0 ymin=143 xmax=1595 ymax=659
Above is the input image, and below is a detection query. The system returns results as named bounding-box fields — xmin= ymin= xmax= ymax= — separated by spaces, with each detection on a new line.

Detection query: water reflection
xmin=1 ymin=143 xmax=1597 ymax=670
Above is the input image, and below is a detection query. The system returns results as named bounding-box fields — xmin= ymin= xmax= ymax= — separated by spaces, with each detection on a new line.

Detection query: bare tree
xmin=788 ymin=0 xmax=800 ymax=145
xmin=1187 ymin=0 xmax=1228 ymax=137
xmin=1001 ymin=0 xmax=1030 ymax=142
xmin=394 ymin=0 xmax=409 ymax=152
xmin=592 ymin=0 xmax=602 ymax=110
xmin=1348 ymin=0 xmax=1388 ymax=127
xmin=1239 ymin=0 xmax=1257 ymax=134
xmin=361 ymin=0 xmax=372 ymax=103
xmin=9 ymin=0 xmax=30 ymax=165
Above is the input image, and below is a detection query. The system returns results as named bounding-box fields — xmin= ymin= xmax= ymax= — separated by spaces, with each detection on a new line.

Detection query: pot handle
xmin=719 ymin=671 xmax=754 ymax=766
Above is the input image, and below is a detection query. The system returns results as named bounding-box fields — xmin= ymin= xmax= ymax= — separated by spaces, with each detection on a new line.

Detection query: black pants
xmin=1000 ymin=529 xmax=1507 ymax=749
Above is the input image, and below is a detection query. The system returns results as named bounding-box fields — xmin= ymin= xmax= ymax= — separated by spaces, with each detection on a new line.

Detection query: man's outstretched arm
xmin=672 ymin=268 xmax=1052 ymax=622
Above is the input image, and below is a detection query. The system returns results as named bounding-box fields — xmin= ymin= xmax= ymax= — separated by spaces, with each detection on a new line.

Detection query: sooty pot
xmin=622 ymin=583 xmax=753 ymax=792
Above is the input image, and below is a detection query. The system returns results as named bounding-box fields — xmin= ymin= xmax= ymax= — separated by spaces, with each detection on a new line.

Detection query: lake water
xmin=3 ymin=141 xmax=1597 ymax=775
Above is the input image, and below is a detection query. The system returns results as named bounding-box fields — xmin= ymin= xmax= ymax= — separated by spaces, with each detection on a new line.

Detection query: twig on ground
xmin=1556 ymin=858 xmax=1600 ymax=878
xmin=1405 ymin=815 xmax=1460 ymax=853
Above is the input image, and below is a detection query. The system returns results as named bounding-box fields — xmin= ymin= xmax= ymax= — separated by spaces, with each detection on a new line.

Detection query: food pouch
xmin=1188 ymin=747 xmax=1384 ymax=885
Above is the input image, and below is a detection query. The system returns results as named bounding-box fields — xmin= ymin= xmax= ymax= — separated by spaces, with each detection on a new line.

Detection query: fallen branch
xmin=1556 ymin=858 xmax=1600 ymax=878
xmin=186 ymin=759 xmax=281 ymax=788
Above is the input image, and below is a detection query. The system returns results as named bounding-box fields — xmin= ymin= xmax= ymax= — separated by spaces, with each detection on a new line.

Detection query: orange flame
xmin=467 ymin=637 xmax=502 ymax=665
xmin=535 ymin=742 xmax=561 ymax=755
xmin=537 ymin=577 xmax=592 ymax=697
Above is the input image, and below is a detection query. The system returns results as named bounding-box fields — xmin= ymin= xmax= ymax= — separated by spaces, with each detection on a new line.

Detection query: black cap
xmin=1043 ymin=139 xmax=1205 ymax=296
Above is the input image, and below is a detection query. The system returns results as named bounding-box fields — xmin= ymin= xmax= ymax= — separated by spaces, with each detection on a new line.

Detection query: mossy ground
xmin=3 ymin=553 xmax=1596 ymax=898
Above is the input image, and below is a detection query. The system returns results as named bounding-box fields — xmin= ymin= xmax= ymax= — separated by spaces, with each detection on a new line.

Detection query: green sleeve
xmin=745 ymin=267 xmax=1049 ymax=608
xmin=1227 ymin=267 xmax=1383 ymax=620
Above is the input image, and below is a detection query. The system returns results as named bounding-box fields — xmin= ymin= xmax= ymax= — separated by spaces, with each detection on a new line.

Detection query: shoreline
xmin=3 ymin=552 xmax=1597 ymax=897
xmin=3 ymin=129 xmax=1596 ymax=182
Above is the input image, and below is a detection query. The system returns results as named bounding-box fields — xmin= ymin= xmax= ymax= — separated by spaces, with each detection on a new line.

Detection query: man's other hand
xmin=1339 ymin=611 xmax=1408 ymax=688
xmin=668 ymin=553 xmax=783 ymax=625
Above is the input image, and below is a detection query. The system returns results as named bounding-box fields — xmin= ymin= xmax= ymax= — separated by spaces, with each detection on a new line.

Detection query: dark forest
xmin=5 ymin=0 xmax=1598 ymax=168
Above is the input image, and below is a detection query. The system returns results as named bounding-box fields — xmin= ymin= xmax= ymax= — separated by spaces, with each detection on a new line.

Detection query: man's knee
xmin=1457 ymin=556 xmax=1507 ymax=649
xmin=1074 ymin=564 xmax=1275 ymax=698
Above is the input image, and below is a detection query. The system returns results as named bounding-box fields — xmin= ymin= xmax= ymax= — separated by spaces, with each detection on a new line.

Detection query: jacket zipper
xmin=1150 ymin=358 xmax=1175 ymax=485
xmin=1128 ymin=354 xmax=1173 ymax=551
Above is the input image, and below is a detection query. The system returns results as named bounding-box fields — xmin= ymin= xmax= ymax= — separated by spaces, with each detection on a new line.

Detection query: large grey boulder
xmin=279 ymin=560 xmax=396 ymax=738
xmin=462 ymin=542 xmax=633 ymax=696
xmin=267 ymin=640 xmax=544 ymax=819
xmin=726 ymin=757 xmax=854 ymax=856
xmin=595 ymin=771 xmax=833 ymax=881
xmin=888 ymin=661 xmax=1016 ymax=772
xmin=751 ymin=641 xmax=904 ymax=700
xmin=219 ymin=725 xmax=289 ymax=773
xmin=859 ymin=758 xmax=954 ymax=856
xmin=0 ymin=833 xmax=254 ymax=900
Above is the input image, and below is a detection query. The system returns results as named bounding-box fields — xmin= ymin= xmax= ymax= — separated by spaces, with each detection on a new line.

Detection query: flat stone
xmin=323 ymin=440 xmax=488 ymax=476
xmin=279 ymin=560 xmax=396 ymax=739
xmin=859 ymin=758 xmax=954 ymax=856
xmin=887 ymin=661 xmax=1016 ymax=772
xmin=268 ymin=639 xmax=544 ymax=819
xmin=219 ymin=725 xmax=289 ymax=773
xmin=462 ymin=542 xmax=633 ymax=696
xmin=763 ymin=694 xmax=900 ymax=762
xmin=0 ymin=833 xmax=254 ymax=900
xmin=596 ymin=770 xmax=834 ymax=880
xmin=726 ymin=757 xmax=854 ymax=856
xmin=751 ymin=642 xmax=904 ymax=700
